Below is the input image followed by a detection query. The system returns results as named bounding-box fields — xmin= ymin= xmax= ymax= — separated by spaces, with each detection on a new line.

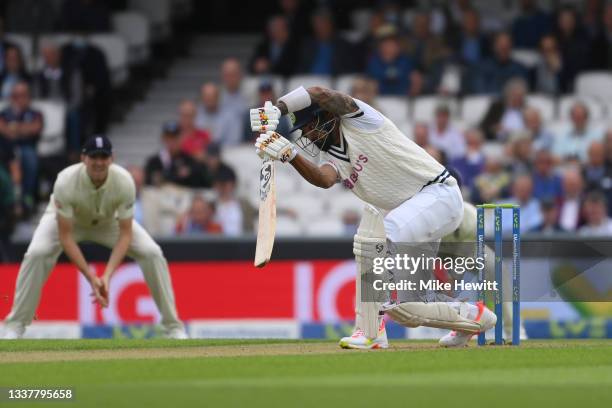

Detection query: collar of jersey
xmin=79 ymin=164 xmax=110 ymax=192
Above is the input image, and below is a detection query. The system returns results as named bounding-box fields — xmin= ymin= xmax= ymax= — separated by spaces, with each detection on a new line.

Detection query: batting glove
xmin=250 ymin=101 xmax=281 ymax=132
xmin=255 ymin=131 xmax=298 ymax=163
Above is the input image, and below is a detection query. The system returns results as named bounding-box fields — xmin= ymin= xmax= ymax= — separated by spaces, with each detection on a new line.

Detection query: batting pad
xmin=353 ymin=204 xmax=387 ymax=338
xmin=382 ymin=301 xmax=482 ymax=333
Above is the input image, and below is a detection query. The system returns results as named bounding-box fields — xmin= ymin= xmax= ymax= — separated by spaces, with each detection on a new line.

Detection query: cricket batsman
xmin=2 ymin=135 xmax=187 ymax=339
xmin=250 ymin=86 xmax=497 ymax=349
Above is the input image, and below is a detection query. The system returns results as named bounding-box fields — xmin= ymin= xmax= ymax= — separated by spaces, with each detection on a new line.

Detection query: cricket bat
xmin=254 ymin=155 xmax=276 ymax=267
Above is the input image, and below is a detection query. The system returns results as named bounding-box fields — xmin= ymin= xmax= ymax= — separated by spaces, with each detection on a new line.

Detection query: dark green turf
xmin=0 ymin=340 xmax=610 ymax=408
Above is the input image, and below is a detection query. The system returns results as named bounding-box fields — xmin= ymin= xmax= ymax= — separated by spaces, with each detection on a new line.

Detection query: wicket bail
xmin=476 ymin=204 xmax=521 ymax=346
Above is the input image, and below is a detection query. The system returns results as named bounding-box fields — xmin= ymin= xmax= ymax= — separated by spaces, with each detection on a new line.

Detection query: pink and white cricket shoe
xmin=438 ymin=302 xmax=497 ymax=347
xmin=339 ymin=319 xmax=389 ymax=350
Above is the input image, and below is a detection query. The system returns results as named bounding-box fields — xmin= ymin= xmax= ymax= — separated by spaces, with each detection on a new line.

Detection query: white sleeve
xmin=340 ymin=98 xmax=385 ymax=131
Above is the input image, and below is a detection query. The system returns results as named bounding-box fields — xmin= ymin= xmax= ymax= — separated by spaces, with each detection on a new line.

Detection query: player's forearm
xmin=290 ymin=155 xmax=335 ymax=188
xmin=104 ymin=230 xmax=131 ymax=278
xmin=275 ymin=87 xmax=358 ymax=116
xmin=59 ymin=236 xmax=95 ymax=282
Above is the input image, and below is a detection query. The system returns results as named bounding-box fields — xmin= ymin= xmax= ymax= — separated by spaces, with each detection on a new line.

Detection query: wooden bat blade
xmin=254 ymin=157 xmax=276 ymax=267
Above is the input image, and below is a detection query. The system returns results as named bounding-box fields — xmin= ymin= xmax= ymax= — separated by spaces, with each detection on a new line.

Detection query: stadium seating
xmin=375 ymin=97 xmax=410 ymax=124
xmin=334 ymin=74 xmax=359 ymax=95
xmin=112 ymin=11 xmax=151 ymax=65
xmin=129 ymin=0 xmax=172 ymax=41
xmin=89 ymin=34 xmax=129 ymax=87
xmin=526 ymin=94 xmax=555 ymax=122
xmin=32 ymin=100 xmax=66 ymax=157
xmin=241 ymin=75 xmax=285 ymax=106
xmin=461 ymin=95 xmax=493 ymax=125
xmin=576 ymin=72 xmax=612 ymax=101
xmin=412 ymin=96 xmax=459 ymax=122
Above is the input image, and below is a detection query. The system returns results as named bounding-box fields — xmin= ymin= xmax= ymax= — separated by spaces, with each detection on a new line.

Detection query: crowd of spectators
xmin=243 ymin=0 xmax=612 ymax=237
xmin=249 ymin=0 xmax=612 ymax=96
xmin=5 ymin=0 xmax=612 ymax=243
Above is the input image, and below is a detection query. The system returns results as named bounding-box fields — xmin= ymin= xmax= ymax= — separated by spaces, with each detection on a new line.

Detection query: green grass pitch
xmin=0 ymin=339 xmax=611 ymax=408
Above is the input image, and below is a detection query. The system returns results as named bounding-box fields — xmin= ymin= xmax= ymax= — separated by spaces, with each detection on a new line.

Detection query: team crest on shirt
xmin=342 ymin=154 xmax=369 ymax=189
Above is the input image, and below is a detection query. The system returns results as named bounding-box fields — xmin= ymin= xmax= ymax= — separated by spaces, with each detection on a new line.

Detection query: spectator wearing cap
xmin=298 ymin=8 xmax=355 ymax=76
xmin=178 ymin=100 xmax=210 ymax=162
xmin=0 ymin=82 xmax=43 ymax=214
xmin=511 ymin=0 xmax=553 ymax=49
xmin=196 ymin=82 xmax=242 ymax=146
xmin=579 ymin=191 xmax=612 ymax=236
xmin=366 ymin=25 xmax=422 ymax=96
xmin=449 ymin=128 xmax=485 ymax=192
xmin=465 ymin=32 xmax=528 ymax=95
xmin=220 ymin=58 xmax=248 ymax=118
xmin=552 ymin=102 xmax=603 ymax=163
xmin=530 ymin=199 xmax=563 ymax=234
xmin=428 ymin=104 xmax=465 ymax=160
xmin=244 ymin=80 xmax=291 ymax=142
xmin=559 ymin=169 xmax=584 ymax=232
xmin=0 ymin=46 xmax=31 ymax=99
xmin=144 ymin=122 xmax=210 ymax=188
xmin=35 ymin=40 xmax=83 ymax=156
xmin=175 ymin=195 xmax=222 ymax=235
xmin=213 ymin=166 xmax=243 ymax=236
xmin=249 ymin=15 xmax=298 ymax=77
xmin=204 ymin=143 xmax=235 ymax=185
xmin=532 ymin=148 xmax=563 ymax=202
xmin=480 ymin=78 xmax=527 ymax=141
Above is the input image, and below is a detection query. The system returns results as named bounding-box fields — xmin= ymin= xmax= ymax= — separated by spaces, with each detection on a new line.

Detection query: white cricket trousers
xmin=355 ymin=180 xmax=464 ymax=332
xmin=384 ymin=181 xmax=464 ymax=243
xmin=4 ymin=212 xmax=184 ymax=335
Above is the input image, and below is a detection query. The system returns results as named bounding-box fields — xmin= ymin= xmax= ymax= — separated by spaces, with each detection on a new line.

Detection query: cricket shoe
xmin=339 ymin=319 xmax=388 ymax=350
xmin=1 ymin=327 xmax=23 ymax=340
xmin=438 ymin=302 xmax=497 ymax=348
xmin=165 ymin=328 xmax=189 ymax=339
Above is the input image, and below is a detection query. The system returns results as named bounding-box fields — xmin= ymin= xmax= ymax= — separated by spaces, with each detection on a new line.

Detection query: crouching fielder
xmin=250 ymin=86 xmax=496 ymax=349
xmin=2 ymin=136 xmax=187 ymax=339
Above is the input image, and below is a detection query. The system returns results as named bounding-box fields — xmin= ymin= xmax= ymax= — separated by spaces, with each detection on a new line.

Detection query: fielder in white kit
xmin=2 ymin=135 xmax=187 ymax=339
xmin=251 ymin=86 xmax=497 ymax=349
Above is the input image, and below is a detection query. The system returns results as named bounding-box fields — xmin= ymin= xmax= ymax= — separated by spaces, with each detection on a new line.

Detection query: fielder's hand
xmin=90 ymin=276 xmax=108 ymax=307
xmin=255 ymin=131 xmax=298 ymax=163
xmin=250 ymin=101 xmax=281 ymax=132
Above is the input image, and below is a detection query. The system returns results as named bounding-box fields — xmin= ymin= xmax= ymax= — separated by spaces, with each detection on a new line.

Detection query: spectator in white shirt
xmin=579 ymin=191 xmax=612 ymax=236
xmin=213 ymin=166 xmax=243 ymax=236
xmin=127 ymin=165 xmax=145 ymax=226
xmin=196 ymin=82 xmax=242 ymax=146
xmin=429 ymin=103 xmax=466 ymax=160
xmin=559 ymin=168 xmax=584 ymax=231
xmin=553 ymin=102 xmax=604 ymax=162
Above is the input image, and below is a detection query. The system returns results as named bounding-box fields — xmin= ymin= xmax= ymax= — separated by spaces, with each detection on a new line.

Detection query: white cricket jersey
xmin=320 ymin=99 xmax=447 ymax=211
xmin=48 ymin=163 xmax=136 ymax=227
